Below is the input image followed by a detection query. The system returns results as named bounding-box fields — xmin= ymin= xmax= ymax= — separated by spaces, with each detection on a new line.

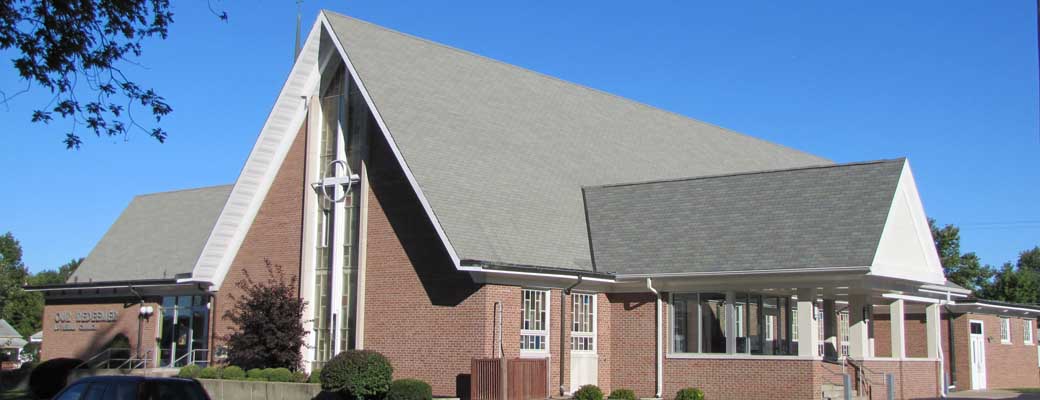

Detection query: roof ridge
xmin=584 ymin=157 xmax=907 ymax=190
xmin=134 ymin=184 xmax=234 ymax=198
xmin=320 ymin=10 xmax=826 ymax=162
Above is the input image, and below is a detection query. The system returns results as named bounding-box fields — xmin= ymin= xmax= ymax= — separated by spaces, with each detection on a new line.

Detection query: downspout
xmin=561 ymin=275 xmax=583 ymax=396
xmin=646 ymin=278 xmax=663 ymax=398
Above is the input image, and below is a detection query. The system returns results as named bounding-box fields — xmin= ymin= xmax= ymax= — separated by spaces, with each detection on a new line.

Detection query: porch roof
xmin=584 ymin=159 xmax=929 ymax=279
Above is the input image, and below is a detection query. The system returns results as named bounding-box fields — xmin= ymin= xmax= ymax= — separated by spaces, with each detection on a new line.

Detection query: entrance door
xmin=569 ymin=293 xmax=598 ymax=393
xmin=969 ymin=320 xmax=987 ymax=390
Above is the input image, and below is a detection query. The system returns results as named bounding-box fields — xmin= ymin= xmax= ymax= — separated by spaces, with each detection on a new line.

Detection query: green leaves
xmin=931 ymin=219 xmax=1040 ymax=303
xmin=0 ymin=0 xmax=175 ymax=148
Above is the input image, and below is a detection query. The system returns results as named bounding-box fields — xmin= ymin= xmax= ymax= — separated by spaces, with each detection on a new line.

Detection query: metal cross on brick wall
xmin=312 ymin=159 xmax=360 ymax=203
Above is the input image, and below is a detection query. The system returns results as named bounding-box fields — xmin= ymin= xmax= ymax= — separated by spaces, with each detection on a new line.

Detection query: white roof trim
xmin=188 ymin=17 xmax=323 ymax=289
xmin=868 ymin=160 xmax=945 ymax=285
xmin=319 ymin=11 xmax=461 ymax=267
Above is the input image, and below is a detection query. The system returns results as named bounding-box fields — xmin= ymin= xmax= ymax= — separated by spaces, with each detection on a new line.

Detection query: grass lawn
xmin=0 ymin=390 xmax=30 ymax=400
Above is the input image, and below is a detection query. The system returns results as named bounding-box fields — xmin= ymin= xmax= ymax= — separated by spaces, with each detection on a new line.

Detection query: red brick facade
xmin=949 ymin=313 xmax=1039 ymax=390
xmin=41 ymin=300 xmax=159 ymax=362
xmin=210 ymin=123 xmax=308 ymax=355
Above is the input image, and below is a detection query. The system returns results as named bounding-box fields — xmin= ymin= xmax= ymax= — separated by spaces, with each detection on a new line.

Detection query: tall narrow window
xmin=839 ymin=310 xmax=850 ymax=357
xmin=765 ymin=315 xmax=776 ymax=341
xmin=1001 ymin=317 xmax=1012 ymax=344
xmin=571 ymin=293 xmax=596 ymax=352
xmin=521 ymin=289 xmax=549 ymax=352
xmin=1024 ymin=320 xmax=1033 ymax=345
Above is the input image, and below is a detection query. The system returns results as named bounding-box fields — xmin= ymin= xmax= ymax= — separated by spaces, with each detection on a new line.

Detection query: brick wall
xmin=606 ymin=293 xmax=657 ymax=397
xmin=873 ymin=313 xmax=932 ymax=359
xmin=949 ymin=313 xmax=1039 ymax=390
xmin=859 ymin=359 xmax=941 ymax=399
xmin=211 ymin=123 xmax=308 ymax=355
xmin=41 ymin=300 xmax=159 ymax=362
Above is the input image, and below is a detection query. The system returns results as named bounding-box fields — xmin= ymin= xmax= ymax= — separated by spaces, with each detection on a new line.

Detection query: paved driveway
xmin=948 ymin=390 xmax=1040 ymax=399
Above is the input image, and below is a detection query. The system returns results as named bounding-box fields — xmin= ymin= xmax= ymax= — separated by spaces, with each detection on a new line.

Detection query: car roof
xmin=73 ymin=375 xmax=198 ymax=384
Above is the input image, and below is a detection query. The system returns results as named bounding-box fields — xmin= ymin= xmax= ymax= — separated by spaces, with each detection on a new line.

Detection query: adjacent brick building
xmin=28 ymin=10 xmax=1040 ymax=400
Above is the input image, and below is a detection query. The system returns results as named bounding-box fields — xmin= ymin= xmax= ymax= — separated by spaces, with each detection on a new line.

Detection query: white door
xmin=569 ymin=293 xmax=598 ymax=393
xmin=969 ymin=320 xmax=987 ymax=390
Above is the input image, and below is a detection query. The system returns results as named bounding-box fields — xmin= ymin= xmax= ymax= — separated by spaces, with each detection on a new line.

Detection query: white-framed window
xmin=1024 ymin=320 xmax=1033 ymax=345
xmin=765 ymin=315 xmax=776 ymax=341
xmin=571 ymin=293 xmax=596 ymax=352
xmin=791 ymin=307 xmax=799 ymax=342
xmin=839 ymin=310 xmax=850 ymax=357
xmin=521 ymin=289 xmax=549 ymax=353
xmin=1000 ymin=317 xmax=1011 ymax=344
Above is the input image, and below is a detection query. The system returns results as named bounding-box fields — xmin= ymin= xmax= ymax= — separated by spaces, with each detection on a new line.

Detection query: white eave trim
xmin=458 ymin=266 xmax=615 ymax=283
xmin=319 ymin=11 xmax=461 ymax=268
xmin=951 ymin=302 xmax=1040 ymax=315
xmin=614 ymin=266 xmax=870 ymax=280
xmin=187 ymin=16 xmax=324 ymax=290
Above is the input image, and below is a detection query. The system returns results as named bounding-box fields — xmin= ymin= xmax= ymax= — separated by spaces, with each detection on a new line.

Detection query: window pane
xmin=521 ymin=289 xmax=548 ymax=351
xmin=699 ymin=293 xmax=727 ymax=353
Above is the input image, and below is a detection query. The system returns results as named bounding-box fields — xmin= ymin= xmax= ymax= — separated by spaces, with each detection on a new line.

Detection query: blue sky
xmin=1 ymin=1 xmax=1037 ymax=273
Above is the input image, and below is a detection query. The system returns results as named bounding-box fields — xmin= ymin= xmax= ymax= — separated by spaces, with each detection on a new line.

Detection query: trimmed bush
xmin=222 ymin=365 xmax=246 ymax=380
xmin=266 ymin=367 xmax=294 ymax=382
xmin=292 ymin=370 xmax=309 ymax=383
xmin=309 ymin=368 xmax=322 ymax=383
xmin=199 ymin=366 xmax=222 ymax=379
xmin=28 ymin=358 xmax=83 ymax=399
xmin=386 ymin=379 xmax=432 ymax=400
xmin=608 ymin=388 xmax=637 ymax=400
xmin=177 ymin=364 xmax=202 ymax=378
xmin=247 ymin=368 xmax=268 ymax=381
xmin=675 ymin=387 xmax=705 ymax=400
xmin=320 ymin=350 xmax=393 ymax=399
xmin=574 ymin=385 xmax=604 ymax=400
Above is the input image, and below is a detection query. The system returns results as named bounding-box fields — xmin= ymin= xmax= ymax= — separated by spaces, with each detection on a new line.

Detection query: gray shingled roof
xmin=69 ymin=185 xmax=232 ymax=283
xmin=324 ymin=11 xmax=830 ymax=271
xmin=583 ymin=159 xmax=906 ymax=275
xmin=0 ymin=320 xmax=21 ymax=339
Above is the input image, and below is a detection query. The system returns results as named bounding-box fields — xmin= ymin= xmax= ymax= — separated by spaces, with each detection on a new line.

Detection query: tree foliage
xmin=223 ymin=260 xmax=307 ymax=371
xmin=930 ymin=219 xmax=993 ymax=293
xmin=0 ymin=233 xmax=82 ymax=336
xmin=931 ymin=219 xmax=1040 ymax=303
xmin=0 ymin=0 xmax=174 ymax=148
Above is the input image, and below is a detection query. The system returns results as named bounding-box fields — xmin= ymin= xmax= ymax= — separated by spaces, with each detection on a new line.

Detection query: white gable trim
xmin=187 ymin=18 xmax=323 ymax=289
xmin=318 ymin=11 xmax=462 ymax=267
xmin=869 ymin=160 xmax=945 ymax=285
xmin=188 ymin=14 xmax=463 ymax=289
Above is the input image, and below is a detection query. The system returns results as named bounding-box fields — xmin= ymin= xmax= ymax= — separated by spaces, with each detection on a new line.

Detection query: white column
xmin=925 ymin=303 xmax=941 ymax=359
xmin=890 ymin=300 xmax=906 ymax=359
xmin=797 ymin=289 xmax=819 ymax=357
xmin=848 ymin=294 xmax=871 ymax=359
xmin=823 ymin=299 xmax=838 ymax=359
xmin=725 ymin=291 xmax=737 ymax=354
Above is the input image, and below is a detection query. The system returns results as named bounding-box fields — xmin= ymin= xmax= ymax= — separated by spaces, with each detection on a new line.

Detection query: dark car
xmin=51 ymin=375 xmax=210 ymax=400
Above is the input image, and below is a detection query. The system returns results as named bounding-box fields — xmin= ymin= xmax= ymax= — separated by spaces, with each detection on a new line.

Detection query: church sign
xmin=53 ymin=310 xmax=119 ymax=331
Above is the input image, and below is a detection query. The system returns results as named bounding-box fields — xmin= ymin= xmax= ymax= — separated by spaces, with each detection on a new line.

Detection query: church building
xmin=29 ymin=10 xmax=1031 ymax=399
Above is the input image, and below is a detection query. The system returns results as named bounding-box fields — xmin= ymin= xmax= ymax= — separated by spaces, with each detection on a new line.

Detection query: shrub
xmin=675 ymin=387 xmax=705 ymax=400
xmin=28 ymin=358 xmax=83 ymax=399
xmin=574 ymin=385 xmax=603 ymax=400
xmin=222 ymin=365 xmax=246 ymax=380
xmin=320 ymin=350 xmax=393 ymax=399
xmin=266 ymin=367 xmax=294 ymax=382
xmin=247 ymin=368 xmax=268 ymax=381
xmin=292 ymin=370 xmax=309 ymax=383
xmin=224 ymin=261 xmax=308 ymax=370
xmin=199 ymin=366 xmax=222 ymax=379
xmin=309 ymin=368 xmax=322 ymax=383
xmin=608 ymin=388 xmax=637 ymax=400
xmin=177 ymin=364 xmax=202 ymax=378
xmin=386 ymin=379 xmax=432 ymax=400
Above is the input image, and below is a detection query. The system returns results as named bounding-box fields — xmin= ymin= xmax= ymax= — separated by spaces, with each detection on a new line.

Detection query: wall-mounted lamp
xmin=139 ymin=305 xmax=155 ymax=318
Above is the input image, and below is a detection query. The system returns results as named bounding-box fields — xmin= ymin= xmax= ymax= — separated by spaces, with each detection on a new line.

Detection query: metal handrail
xmin=77 ymin=347 xmax=133 ymax=369
xmin=170 ymin=348 xmax=210 ymax=367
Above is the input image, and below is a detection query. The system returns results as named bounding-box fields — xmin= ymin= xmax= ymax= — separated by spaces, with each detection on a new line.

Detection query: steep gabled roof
xmin=70 ymin=185 xmax=232 ymax=283
xmin=0 ymin=320 xmax=21 ymax=339
xmin=583 ymin=158 xmax=941 ymax=283
xmin=323 ymin=11 xmax=829 ymax=271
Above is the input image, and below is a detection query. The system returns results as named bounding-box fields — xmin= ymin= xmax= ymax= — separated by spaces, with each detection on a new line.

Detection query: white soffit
xmin=188 ymin=17 xmax=323 ymax=289
xmin=869 ymin=160 xmax=945 ymax=285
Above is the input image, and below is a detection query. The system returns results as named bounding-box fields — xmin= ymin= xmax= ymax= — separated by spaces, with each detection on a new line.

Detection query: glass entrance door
xmin=158 ymin=295 xmax=209 ymax=367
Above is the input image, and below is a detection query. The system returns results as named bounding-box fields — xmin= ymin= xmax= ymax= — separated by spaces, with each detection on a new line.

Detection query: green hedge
xmin=309 ymin=368 xmax=322 ymax=384
xmin=320 ymin=350 xmax=393 ymax=399
xmin=676 ymin=387 xmax=705 ymax=400
xmin=386 ymin=379 xmax=432 ymax=400
xmin=265 ymin=368 xmax=294 ymax=382
xmin=574 ymin=385 xmax=603 ymax=400
xmin=177 ymin=365 xmax=202 ymax=378
xmin=608 ymin=388 xmax=637 ymax=400
xmin=222 ymin=366 xmax=246 ymax=380
xmin=247 ymin=368 xmax=267 ymax=381
xmin=199 ymin=366 xmax=222 ymax=379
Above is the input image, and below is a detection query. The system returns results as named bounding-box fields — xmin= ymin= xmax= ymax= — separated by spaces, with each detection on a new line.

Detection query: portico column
xmin=848 ymin=294 xmax=871 ymax=359
xmin=890 ymin=300 xmax=906 ymax=359
xmin=725 ymin=291 xmax=737 ymax=354
xmin=823 ymin=299 xmax=838 ymax=359
xmin=925 ymin=303 xmax=941 ymax=358
xmin=796 ymin=289 xmax=819 ymax=357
